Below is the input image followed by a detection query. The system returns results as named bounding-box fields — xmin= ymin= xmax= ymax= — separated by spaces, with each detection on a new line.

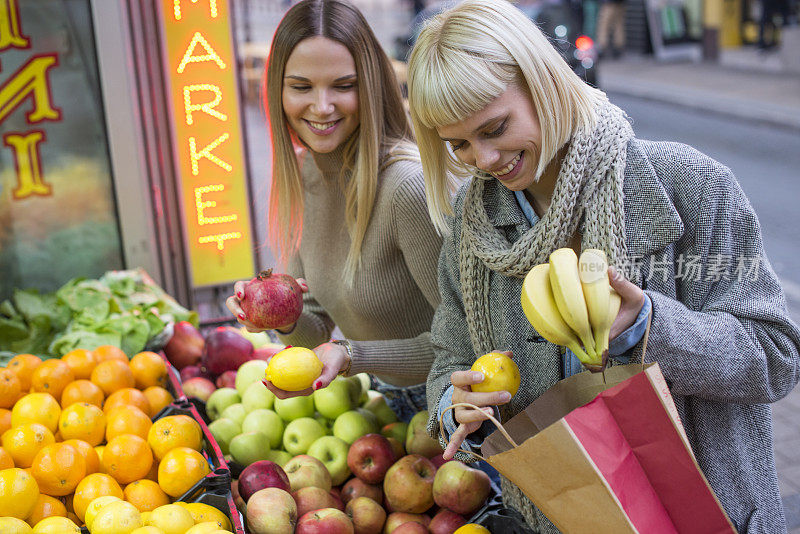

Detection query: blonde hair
xmin=407 ymin=0 xmax=605 ymax=232
xmin=265 ymin=0 xmax=417 ymax=282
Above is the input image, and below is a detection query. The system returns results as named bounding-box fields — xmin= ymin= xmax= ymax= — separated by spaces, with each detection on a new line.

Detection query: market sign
xmin=157 ymin=0 xmax=255 ymax=287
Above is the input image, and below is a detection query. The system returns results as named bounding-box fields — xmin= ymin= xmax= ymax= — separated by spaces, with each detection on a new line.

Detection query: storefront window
xmin=0 ymin=0 xmax=123 ymax=299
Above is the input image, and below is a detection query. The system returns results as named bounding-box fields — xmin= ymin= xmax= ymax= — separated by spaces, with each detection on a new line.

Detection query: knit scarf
xmin=459 ymin=100 xmax=634 ymax=355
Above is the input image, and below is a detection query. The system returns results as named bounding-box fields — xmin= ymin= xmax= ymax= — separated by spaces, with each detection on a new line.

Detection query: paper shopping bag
xmin=464 ymin=362 xmax=736 ymax=533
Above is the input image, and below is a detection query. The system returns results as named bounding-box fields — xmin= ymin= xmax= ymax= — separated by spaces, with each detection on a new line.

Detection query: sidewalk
xmin=600 ymin=47 xmax=800 ymax=531
xmin=598 ymin=48 xmax=800 ymax=130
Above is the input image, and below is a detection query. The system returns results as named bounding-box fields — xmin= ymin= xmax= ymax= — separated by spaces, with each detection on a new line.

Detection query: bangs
xmin=409 ymin=47 xmax=515 ymax=129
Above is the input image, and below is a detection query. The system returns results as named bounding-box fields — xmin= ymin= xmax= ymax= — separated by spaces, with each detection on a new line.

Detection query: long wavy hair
xmin=264 ymin=0 xmax=417 ymax=282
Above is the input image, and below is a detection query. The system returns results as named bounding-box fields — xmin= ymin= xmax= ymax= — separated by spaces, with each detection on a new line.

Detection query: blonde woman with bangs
xmin=407 ymin=0 xmax=799 ymax=531
xmin=227 ymin=0 xmax=443 ymax=422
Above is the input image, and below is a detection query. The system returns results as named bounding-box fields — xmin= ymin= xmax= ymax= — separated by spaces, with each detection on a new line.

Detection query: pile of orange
xmin=0 ymin=346 xmax=214 ymax=531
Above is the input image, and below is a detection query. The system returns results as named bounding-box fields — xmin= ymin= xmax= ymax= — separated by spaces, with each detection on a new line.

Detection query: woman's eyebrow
xmin=284 ymin=74 xmax=357 ymax=82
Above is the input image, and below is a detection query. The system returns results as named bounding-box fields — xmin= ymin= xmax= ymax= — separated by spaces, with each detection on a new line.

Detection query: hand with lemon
xmin=444 ymin=351 xmax=519 ymax=460
xmin=262 ymin=343 xmax=348 ymax=399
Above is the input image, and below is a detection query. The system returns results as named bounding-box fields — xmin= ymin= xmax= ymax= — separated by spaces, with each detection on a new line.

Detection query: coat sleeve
xmin=275 ymin=254 xmax=335 ymax=349
xmin=643 ymin=165 xmax=800 ymax=403
xmin=425 ymin=211 xmax=480 ymax=439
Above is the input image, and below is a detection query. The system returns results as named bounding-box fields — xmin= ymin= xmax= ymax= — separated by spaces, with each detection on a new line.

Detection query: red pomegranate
xmin=240 ymin=269 xmax=304 ymax=330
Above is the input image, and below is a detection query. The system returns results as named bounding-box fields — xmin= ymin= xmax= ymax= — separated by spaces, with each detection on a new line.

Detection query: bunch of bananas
xmin=521 ymin=248 xmax=621 ymax=371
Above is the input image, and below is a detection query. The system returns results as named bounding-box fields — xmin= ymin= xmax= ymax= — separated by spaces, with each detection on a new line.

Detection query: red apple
xmin=295 ymin=507 xmax=354 ymax=534
xmin=164 ymin=321 xmax=204 ymax=369
xmin=348 ymin=434 xmax=396 ymax=485
xmin=285 ymin=454 xmax=333 ymax=492
xmin=330 ymin=489 xmax=345 ymax=511
xmin=429 ymin=455 xmax=450 ymax=470
xmin=346 ymin=496 xmax=386 ymax=534
xmin=383 ymin=455 xmax=436 ymax=514
xmin=246 ymin=487 xmax=297 ymax=534
xmin=182 ymin=377 xmax=216 ymax=402
xmin=293 ymin=486 xmax=341 ymax=517
xmin=254 ymin=345 xmax=283 ymax=362
xmin=392 ymin=522 xmax=429 ymax=534
xmin=180 ymin=365 xmax=204 ymax=381
xmin=202 ymin=326 xmax=254 ymax=376
xmin=215 ymin=369 xmax=237 ymax=389
xmin=428 ymin=509 xmax=466 ymax=534
xmin=342 ymin=478 xmax=383 ymax=505
xmin=231 ymin=479 xmax=246 ymax=511
xmin=432 ymin=461 xmax=490 ymax=516
xmin=384 ymin=512 xmax=430 ymax=534
xmin=239 ymin=460 xmax=291 ymax=502
xmin=386 ymin=438 xmax=405 ymax=461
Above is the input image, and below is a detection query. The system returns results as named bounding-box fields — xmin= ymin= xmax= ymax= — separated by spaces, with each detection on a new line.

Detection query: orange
xmin=147 ymin=415 xmax=203 ymax=461
xmin=91 ymin=360 xmax=135 ymax=396
xmin=29 ymin=516 xmax=80 ymax=533
xmin=2 ymin=423 xmax=55 ymax=468
xmin=0 ymin=467 xmax=40 ymax=519
xmin=0 ymin=368 xmax=22 ymax=409
xmin=142 ymin=387 xmax=173 ymax=418
xmin=106 ymin=405 xmax=151 ymax=441
xmin=30 ymin=360 xmax=74 ymax=402
xmin=93 ymin=345 xmax=129 ymax=363
xmin=12 ymin=393 xmax=61 ymax=433
xmin=58 ymin=402 xmax=106 ymax=446
xmin=123 ymin=479 xmax=170 ymax=512
xmin=130 ymin=351 xmax=168 ymax=390
xmin=102 ymin=434 xmax=153 ymax=485
xmin=157 ymin=447 xmax=210 ymax=498
xmin=72 ymin=472 xmax=124 ymax=522
xmin=30 ymin=442 xmax=86 ymax=496
xmin=7 ymin=354 xmax=43 ymax=391
xmin=62 ymin=439 xmax=100 ymax=475
xmin=0 ymin=445 xmax=14 ymax=468
xmin=60 ymin=348 xmax=98 ymax=380
xmin=103 ymin=388 xmax=151 ymax=415
xmin=144 ymin=459 xmax=159 ymax=482
xmin=25 ymin=494 xmax=67 ymax=526
xmin=60 ymin=379 xmax=105 ymax=409
xmin=0 ymin=408 xmax=12 ymax=435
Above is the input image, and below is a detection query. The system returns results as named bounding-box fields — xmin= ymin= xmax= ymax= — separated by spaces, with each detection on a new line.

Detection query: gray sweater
xmin=277 ymin=146 xmax=442 ymax=387
xmin=427 ymin=139 xmax=800 ymax=533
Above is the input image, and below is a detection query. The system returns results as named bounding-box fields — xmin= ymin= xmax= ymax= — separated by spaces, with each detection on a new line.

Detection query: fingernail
xmin=500 ymin=392 xmax=511 ymax=402
xmin=262 ymin=380 xmax=269 ymax=387
xmin=473 ymin=372 xmax=484 ymax=381
xmin=236 ymin=290 xmax=243 ymax=299
xmin=238 ymin=313 xmax=245 ymax=321
xmin=314 ymin=381 xmax=322 ymax=390
xmin=286 ymin=345 xmax=293 ymax=349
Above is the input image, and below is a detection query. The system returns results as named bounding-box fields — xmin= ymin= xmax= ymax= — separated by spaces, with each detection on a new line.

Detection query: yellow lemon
xmin=470 ymin=352 xmax=521 ymax=397
xmin=454 ymin=524 xmax=491 ymax=534
xmin=84 ymin=495 xmax=122 ymax=531
xmin=131 ymin=527 xmax=165 ymax=534
xmin=186 ymin=523 xmax=229 ymax=534
xmin=0 ymin=517 xmax=33 ymax=533
xmin=0 ymin=467 xmax=40 ymax=519
xmin=146 ymin=504 xmax=195 ymax=534
xmin=31 ymin=516 xmax=81 ymax=533
xmin=184 ymin=503 xmax=232 ymax=530
xmin=90 ymin=500 xmax=142 ymax=534
xmin=139 ymin=511 xmax=152 ymax=525
xmin=265 ymin=347 xmax=323 ymax=391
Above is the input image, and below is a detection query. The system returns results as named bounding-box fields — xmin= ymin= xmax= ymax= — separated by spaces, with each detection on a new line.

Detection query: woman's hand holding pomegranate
xmin=608 ymin=267 xmax=646 ymax=341
xmin=226 ymin=272 xmax=308 ymax=332
xmin=443 ymin=350 xmax=513 ymax=460
xmin=262 ymin=341 xmax=350 ymax=399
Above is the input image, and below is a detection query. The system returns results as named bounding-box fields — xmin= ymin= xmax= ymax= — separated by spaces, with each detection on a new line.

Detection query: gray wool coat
xmin=427 ymin=138 xmax=800 ymax=533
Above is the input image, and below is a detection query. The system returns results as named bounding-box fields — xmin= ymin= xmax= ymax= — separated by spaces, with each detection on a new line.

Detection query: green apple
xmin=362 ymin=394 xmax=399 ymax=427
xmin=206 ymin=388 xmax=241 ymax=421
xmin=381 ymin=421 xmax=409 ymax=443
xmin=283 ymin=417 xmax=327 ymax=455
xmin=220 ymin=403 xmax=248 ymax=426
xmin=242 ymin=381 xmax=275 ymax=412
xmin=314 ymin=413 xmax=333 ymax=434
xmin=230 ymin=431 xmax=271 ymax=466
xmin=307 ymin=435 xmax=351 ymax=486
xmin=242 ymin=408 xmax=284 ymax=449
xmin=264 ymin=449 xmax=293 ymax=467
xmin=235 ymin=359 xmax=269 ymax=396
xmin=274 ymin=395 xmax=315 ymax=422
xmin=207 ymin=417 xmax=241 ymax=455
xmin=357 ymin=408 xmax=379 ymax=430
xmin=405 ymin=410 xmax=443 ymax=457
xmin=313 ymin=377 xmax=359 ymax=420
xmin=354 ymin=373 xmax=372 ymax=402
xmin=237 ymin=328 xmax=272 ymax=348
xmin=332 ymin=409 xmax=379 ymax=445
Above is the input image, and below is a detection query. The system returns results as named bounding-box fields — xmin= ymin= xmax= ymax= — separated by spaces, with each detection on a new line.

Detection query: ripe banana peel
xmin=578 ymin=249 xmax=620 ymax=358
xmin=521 ymin=263 xmax=593 ymax=365
xmin=548 ymin=248 xmax=598 ymax=362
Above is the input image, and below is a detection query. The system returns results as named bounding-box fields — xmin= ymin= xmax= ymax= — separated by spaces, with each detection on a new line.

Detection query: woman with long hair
xmin=227 ymin=0 xmax=442 ymax=422
xmin=406 ymin=0 xmax=800 ymax=531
